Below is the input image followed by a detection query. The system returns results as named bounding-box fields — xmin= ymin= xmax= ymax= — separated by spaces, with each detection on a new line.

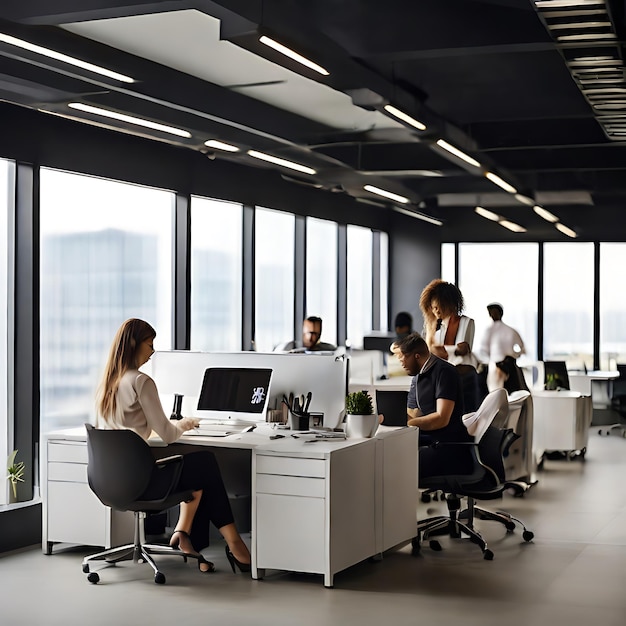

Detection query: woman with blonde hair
xmin=96 ymin=318 xmax=251 ymax=574
xmin=419 ymin=279 xmax=481 ymax=411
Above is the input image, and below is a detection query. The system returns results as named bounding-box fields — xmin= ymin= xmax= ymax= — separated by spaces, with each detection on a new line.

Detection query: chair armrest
xmin=155 ymin=454 xmax=184 ymax=467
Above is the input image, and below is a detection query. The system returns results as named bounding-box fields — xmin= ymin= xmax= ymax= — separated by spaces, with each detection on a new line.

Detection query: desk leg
xmin=252 ymin=566 xmax=265 ymax=580
xmin=324 ymin=572 xmax=334 ymax=588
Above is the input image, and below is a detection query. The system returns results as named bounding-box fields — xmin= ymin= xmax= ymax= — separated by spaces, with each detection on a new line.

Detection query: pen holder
xmin=289 ymin=411 xmax=310 ymax=431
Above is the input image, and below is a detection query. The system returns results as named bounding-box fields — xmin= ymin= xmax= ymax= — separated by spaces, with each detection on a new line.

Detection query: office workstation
xmin=1 ymin=2 xmax=626 ymax=624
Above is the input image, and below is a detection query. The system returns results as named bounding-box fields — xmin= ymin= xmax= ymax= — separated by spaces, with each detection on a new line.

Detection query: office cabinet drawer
xmin=256 ymin=455 xmax=325 ymax=478
xmin=48 ymin=461 xmax=88 ymax=483
xmin=256 ymin=473 xmax=324 ymax=498
xmin=48 ymin=442 xmax=88 ymax=464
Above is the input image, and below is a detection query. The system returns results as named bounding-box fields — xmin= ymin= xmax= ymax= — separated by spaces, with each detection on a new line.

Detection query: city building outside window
xmin=346 ymin=225 xmax=373 ymax=349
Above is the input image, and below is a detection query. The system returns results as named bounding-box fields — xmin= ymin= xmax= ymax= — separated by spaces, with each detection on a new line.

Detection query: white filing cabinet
xmin=42 ymin=430 xmax=134 ymax=554
xmin=252 ymin=427 xmax=418 ymax=588
xmin=532 ymin=391 xmax=593 ymax=461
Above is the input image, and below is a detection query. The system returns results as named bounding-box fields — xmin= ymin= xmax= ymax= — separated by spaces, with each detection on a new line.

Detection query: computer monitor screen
xmin=197 ymin=367 xmax=273 ymax=416
xmin=543 ymin=361 xmax=570 ymax=390
xmin=375 ymin=390 xmax=408 ymax=426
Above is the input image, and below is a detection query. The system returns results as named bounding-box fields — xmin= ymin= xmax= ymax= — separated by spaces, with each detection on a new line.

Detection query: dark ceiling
xmin=1 ymin=0 xmax=626 ymax=241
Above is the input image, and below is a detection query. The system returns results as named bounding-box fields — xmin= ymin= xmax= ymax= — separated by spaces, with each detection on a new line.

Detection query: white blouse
xmin=434 ymin=315 xmax=476 ymax=366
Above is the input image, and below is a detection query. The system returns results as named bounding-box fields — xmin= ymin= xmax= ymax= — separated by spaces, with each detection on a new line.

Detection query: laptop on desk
xmin=185 ymin=366 xmax=273 ymax=437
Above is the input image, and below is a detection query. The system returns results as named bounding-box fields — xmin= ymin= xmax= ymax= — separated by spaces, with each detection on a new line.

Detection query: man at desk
xmin=393 ymin=332 xmax=473 ymax=478
xmin=274 ymin=316 xmax=337 ymax=353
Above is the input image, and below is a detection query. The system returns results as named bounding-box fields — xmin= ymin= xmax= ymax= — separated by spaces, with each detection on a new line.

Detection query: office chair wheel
xmin=154 ymin=572 xmax=166 ymax=585
xmin=505 ymin=520 xmax=516 ymax=532
xmin=82 ymin=563 xmax=90 ymax=573
xmin=429 ymin=540 xmax=442 ymax=551
xmin=522 ymin=530 xmax=534 ymax=542
xmin=483 ymin=549 xmax=494 ymax=561
xmin=421 ymin=492 xmax=431 ymax=503
xmin=87 ymin=572 xmax=100 ymax=584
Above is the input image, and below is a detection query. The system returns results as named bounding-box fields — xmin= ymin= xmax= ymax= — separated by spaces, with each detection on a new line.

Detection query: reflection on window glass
xmin=190 ymin=197 xmax=242 ymax=350
xmin=441 ymin=243 xmax=455 ymax=283
xmin=0 ymin=159 xmax=13 ymax=505
xmin=544 ymin=242 xmax=594 ymax=369
xmin=347 ymin=225 xmax=373 ymax=348
xmin=600 ymin=243 xmax=626 ymax=369
xmin=255 ymin=207 xmax=294 ymax=352
xmin=379 ymin=231 xmax=389 ymax=331
xmin=458 ymin=243 xmax=538 ymax=363
xmin=306 ymin=217 xmax=338 ymax=345
xmin=40 ymin=169 xmax=174 ymax=433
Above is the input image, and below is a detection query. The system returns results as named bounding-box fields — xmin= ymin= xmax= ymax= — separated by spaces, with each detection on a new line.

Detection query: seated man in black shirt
xmin=394 ymin=332 xmax=473 ymax=479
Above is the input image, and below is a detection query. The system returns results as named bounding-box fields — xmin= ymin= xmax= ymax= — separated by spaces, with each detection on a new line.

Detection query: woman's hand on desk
xmin=179 ymin=417 xmax=200 ymax=431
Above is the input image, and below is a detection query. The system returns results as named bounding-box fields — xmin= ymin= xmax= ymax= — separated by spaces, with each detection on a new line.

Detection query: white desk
xmin=42 ymin=424 xmax=418 ymax=587
xmin=568 ymin=370 xmax=619 ymax=408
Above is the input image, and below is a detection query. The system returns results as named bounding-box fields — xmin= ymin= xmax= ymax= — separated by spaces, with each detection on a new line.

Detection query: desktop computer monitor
xmin=197 ymin=367 xmax=273 ymax=420
xmin=543 ymin=361 xmax=570 ymax=390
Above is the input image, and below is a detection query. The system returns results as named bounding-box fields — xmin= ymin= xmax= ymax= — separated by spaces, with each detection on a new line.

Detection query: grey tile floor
xmin=2 ymin=431 xmax=625 ymax=626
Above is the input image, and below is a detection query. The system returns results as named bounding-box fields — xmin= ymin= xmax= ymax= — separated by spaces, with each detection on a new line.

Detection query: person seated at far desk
xmin=96 ymin=318 xmax=251 ymax=575
xmin=274 ymin=315 xmax=337 ymax=352
xmin=385 ymin=332 xmax=474 ymax=479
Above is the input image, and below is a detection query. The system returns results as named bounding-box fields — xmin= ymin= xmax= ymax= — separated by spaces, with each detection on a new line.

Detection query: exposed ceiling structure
xmin=1 ymin=0 xmax=626 ymax=241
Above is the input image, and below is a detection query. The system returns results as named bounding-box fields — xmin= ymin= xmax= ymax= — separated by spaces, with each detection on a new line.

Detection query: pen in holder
xmin=170 ymin=394 xmax=183 ymax=420
xmin=289 ymin=410 xmax=310 ymax=431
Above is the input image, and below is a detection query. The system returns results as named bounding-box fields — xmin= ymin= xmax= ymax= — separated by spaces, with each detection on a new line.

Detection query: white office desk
xmin=42 ymin=424 xmax=418 ymax=587
xmin=568 ymin=370 xmax=618 ymax=408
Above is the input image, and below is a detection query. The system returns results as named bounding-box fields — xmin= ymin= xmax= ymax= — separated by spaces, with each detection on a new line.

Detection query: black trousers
xmin=151 ymin=448 xmax=235 ymax=551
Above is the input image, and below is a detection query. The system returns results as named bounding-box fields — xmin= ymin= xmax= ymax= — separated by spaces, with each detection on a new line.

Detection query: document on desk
xmin=185 ymin=422 xmax=257 ymax=438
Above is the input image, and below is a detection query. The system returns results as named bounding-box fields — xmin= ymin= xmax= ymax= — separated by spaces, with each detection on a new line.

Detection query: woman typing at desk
xmin=96 ymin=318 xmax=251 ymax=575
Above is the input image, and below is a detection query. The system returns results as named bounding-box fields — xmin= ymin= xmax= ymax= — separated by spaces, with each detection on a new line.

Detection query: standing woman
xmin=96 ymin=318 xmax=251 ymax=574
xmin=419 ymin=279 xmax=481 ymax=411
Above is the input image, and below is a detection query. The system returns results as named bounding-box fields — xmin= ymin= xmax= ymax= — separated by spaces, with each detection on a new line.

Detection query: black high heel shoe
xmin=225 ymin=545 xmax=251 ymax=573
xmin=170 ymin=530 xmax=215 ymax=573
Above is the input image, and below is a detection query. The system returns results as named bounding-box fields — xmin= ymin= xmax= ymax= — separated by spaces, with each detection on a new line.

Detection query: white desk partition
xmin=147 ymin=351 xmax=348 ymax=429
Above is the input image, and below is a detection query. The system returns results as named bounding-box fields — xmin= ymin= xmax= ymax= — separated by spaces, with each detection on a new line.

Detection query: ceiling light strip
xmin=556 ymin=222 xmax=578 ymax=237
xmin=383 ymin=105 xmax=426 ymax=131
xmin=485 ymin=172 xmax=518 ymax=193
xmin=499 ymin=220 xmax=527 ymax=233
xmin=392 ymin=206 xmax=443 ymax=226
xmin=67 ymin=102 xmax=191 ymax=137
xmin=0 ymin=33 xmax=134 ymax=83
xmin=533 ymin=205 xmax=560 ymax=222
xmin=205 ymin=139 xmax=239 ymax=152
xmin=247 ymin=150 xmax=316 ymax=174
xmin=259 ymin=35 xmax=329 ymax=76
xmin=364 ymin=185 xmax=409 ymax=204
xmin=474 ymin=206 xmax=500 ymax=221
xmin=435 ymin=139 xmax=481 ymax=168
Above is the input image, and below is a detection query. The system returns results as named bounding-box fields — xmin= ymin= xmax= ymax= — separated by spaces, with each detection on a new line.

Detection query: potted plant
xmin=344 ymin=391 xmax=378 ymax=438
xmin=7 ymin=449 xmax=25 ymax=502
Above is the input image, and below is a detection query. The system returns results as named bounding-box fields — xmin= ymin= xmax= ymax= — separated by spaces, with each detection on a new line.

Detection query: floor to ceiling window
xmin=346 ymin=225 xmax=373 ymax=349
xmin=0 ymin=159 xmax=14 ymax=505
xmin=458 ymin=243 xmax=538 ymax=364
xmin=600 ymin=243 xmax=626 ymax=369
xmin=543 ymin=242 xmax=594 ymax=369
xmin=254 ymin=207 xmax=295 ymax=352
xmin=39 ymin=169 xmax=174 ymax=433
xmin=190 ymin=196 xmax=243 ymax=351
xmin=306 ymin=216 xmax=338 ymax=346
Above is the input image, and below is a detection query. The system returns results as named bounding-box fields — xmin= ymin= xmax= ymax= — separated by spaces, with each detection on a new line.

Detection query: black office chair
xmin=413 ymin=389 xmax=534 ymax=560
xmin=81 ymin=424 xmax=196 ymax=584
xmin=599 ymin=363 xmax=626 ymax=437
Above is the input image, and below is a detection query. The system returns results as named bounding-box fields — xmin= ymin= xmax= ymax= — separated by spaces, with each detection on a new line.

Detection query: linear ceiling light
xmin=247 ymin=149 xmax=316 ymax=175
xmin=393 ymin=206 xmax=443 ymax=226
xmin=556 ymin=222 xmax=578 ymax=238
xmin=204 ymin=139 xmax=239 ymax=152
xmin=474 ymin=206 xmax=500 ymax=221
xmin=383 ymin=105 xmax=426 ymax=131
xmin=485 ymin=172 xmax=518 ymax=193
xmin=259 ymin=35 xmax=329 ymax=76
xmin=67 ymin=102 xmax=191 ymax=137
xmin=0 ymin=33 xmax=134 ymax=83
xmin=514 ymin=194 xmax=536 ymax=206
xmin=499 ymin=220 xmax=527 ymax=233
xmin=363 ymin=184 xmax=409 ymax=204
xmin=435 ymin=139 xmax=481 ymax=168
xmin=535 ymin=1 xmax=606 ymax=7
xmin=533 ymin=205 xmax=560 ymax=222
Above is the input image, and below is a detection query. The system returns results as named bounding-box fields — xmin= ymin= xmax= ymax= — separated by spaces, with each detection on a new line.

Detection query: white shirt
xmin=479 ymin=320 xmax=525 ymax=363
xmin=434 ymin=315 xmax=476 ymax=366
xmin=97 ymin=370 xmax=186 ymax=443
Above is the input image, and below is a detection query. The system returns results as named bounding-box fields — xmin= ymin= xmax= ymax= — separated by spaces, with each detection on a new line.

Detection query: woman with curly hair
xmin=419 ymin=279 xmax=481 ymax=411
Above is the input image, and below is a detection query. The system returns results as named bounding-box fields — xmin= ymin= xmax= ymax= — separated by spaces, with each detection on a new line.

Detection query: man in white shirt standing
xmin=479 ymin=303 xmax=525 ymax=391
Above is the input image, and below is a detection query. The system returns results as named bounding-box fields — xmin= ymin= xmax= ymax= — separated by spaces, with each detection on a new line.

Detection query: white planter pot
xmin=344 ymin=413 xmax=379 ymax=439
